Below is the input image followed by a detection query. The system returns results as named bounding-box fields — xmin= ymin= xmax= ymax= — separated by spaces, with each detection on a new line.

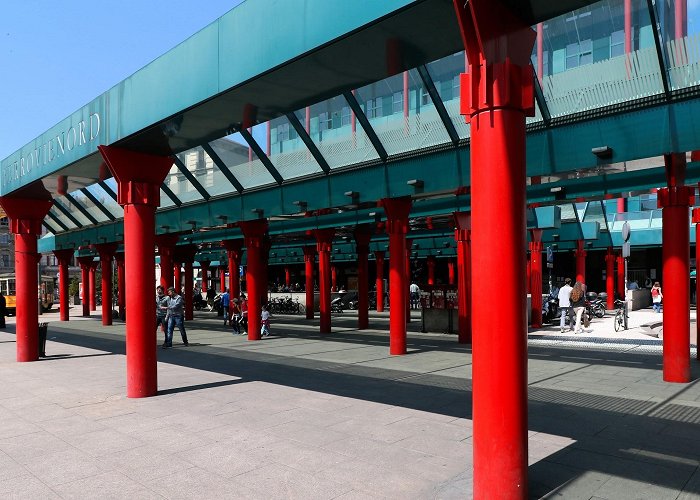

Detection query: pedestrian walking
xmin=231 ymin=298 xmax=242 ymax=334
xmin=239 ymin=294 xmax=248 ymax=334
xmin=651 ymin=282 xmax=663 ymax=313
xmin=261 ymin=305 xmax=271 ymax=337
xmin=163 ymin=286 xmax=189 ymax=348
xmin=557 ymin=278 xmax=574 ymax=333
xmin=570 ymin=281 xmax=586 ymax=334
xmin=221 ymin=288 xmax=230 ymax=325
xmin=155 ymin=285 xmax=168 ymax=338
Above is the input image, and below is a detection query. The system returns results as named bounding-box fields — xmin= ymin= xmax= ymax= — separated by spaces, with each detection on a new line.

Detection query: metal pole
xmin=624 ymin=257 xmax=629 ymax=330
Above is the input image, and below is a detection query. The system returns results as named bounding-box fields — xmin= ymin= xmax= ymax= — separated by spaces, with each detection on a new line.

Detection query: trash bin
xmin=38 ymin=322 xmax=48 ymax=358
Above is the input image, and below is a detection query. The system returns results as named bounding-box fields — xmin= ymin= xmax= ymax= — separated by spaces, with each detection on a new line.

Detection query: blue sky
xmin=0 ymin=0 xmax=244 ymax=160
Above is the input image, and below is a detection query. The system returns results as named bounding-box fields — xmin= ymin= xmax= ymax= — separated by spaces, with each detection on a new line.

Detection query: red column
xmin=617 ymin=253 xmax=625 ymax=299
xmin=53 ymin=249 xmax=74 ymax=322
xmin=536 ymin=23 xmax=543 ymax=82
xmin=526 ymin=254 xmax=531 ymax=294
xmin=240 ymin=220 xmax=269 ymax=341
xmin=99 ymin=145 xmax=172 ymax=398
xmin=455 ymin=0 xmax=534 ymax=495
xmin=0 ymin=188 xmax=52 ymax=362
xmin=96 ymin=243 xmax=118 ymax=326
xmin=155 ymin=235 xmax=178 ymax=290
xmin=355 ymin=230 xmax=371 ymax=330
xmin=200 ymin=261 xmax=210 ymax=294
xmin=605 ymin=248 xmax=615 ymax=310
xmin=331 ymin=266 xmax=338 ymax=292
xmin=314 ymin=229 xmax=334 ymax=334
xmin=177 ymin=246 xmax=197 ymax=321
xmin=219 ymin=266 xmax=226 ymax=293
xmin=447 ymin=259 xmax=455 ymax=286
xmin=380 ymin=196 xmax=411 ymax=355
xmin=574 ymin=239 xmax=587 ymax=285
xmin=454 ymin=212 xmax=471 ymax=344
xmin=427 ymin=256 xmax=436 ymax=286
xmin=529 ymin=230 xmax=544 ymax=328
xmin=173 ymin=263 xmax=182 ymax=293
xmin=694 ymin=207 xmax=700 ymax=361
xmin=115 ymin=252 xmax=125 ymax=321
xmin=223 ymin=240 xmax=244 ymax=301
xmin=285 ymin=266 xmax=291 ymax=288
xmin=303 ymin=246 xmax=316 ymax=319
xmin=659 ymin=153 xmax=692 ymax=383
xmin=89 ymin=264 xmax=97 ymax=311
xmin=375 ymin=251 xmax=385 ymax=312
xmin=77 ymin=256 xmax=93 ymax=317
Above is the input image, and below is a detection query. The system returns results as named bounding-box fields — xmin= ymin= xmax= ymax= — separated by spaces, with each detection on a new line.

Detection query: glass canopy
xmin=43 ymin=0 xmax=700 ymax=237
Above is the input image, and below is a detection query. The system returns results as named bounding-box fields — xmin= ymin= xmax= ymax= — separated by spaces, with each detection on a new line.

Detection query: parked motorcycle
xmin=541 ymin=290 xmax=559 ymax=324
xmin=588 ymin=292 xmax=607 ymax=318
xmin=331 ymin=297 xmax=344 ymax=313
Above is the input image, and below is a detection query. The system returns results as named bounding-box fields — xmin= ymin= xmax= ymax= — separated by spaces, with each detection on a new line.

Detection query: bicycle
xmin=613 ymin=299 xmax=627 ymax=332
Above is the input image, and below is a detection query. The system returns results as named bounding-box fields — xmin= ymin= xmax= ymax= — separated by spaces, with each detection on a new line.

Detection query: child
xmin=261 ymin=305 xmax=271 ymax=337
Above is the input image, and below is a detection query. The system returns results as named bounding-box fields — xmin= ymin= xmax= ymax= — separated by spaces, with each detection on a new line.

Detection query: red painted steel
xmin=617 ymin=254 xmax=625 ymax=299
xmin=526 ymin=256 xmax=531 ymax=294
xmin=219 ymin=266 xmax=226 ymax=292
xmin=454 ymin=212 xmax=471 ymax=344
xmin=96 ymin=243 xmax=118 ymax=326
xmin=223 ymin=240 xmax=243 ymax=302
xmin=116 ymin=253 xmax=125 ymax=321
xmin=285 ymin=266 xmax=291 ymax=287
xmin=176 ymin=246 xmax=197 ymax=321
xmin=99 ymin=145 xmax=172 ymax=398
xmin=303 ymin=246 xmax=316 ymax=319
xmin=454 ymin=0 xmax=533 ymax=495
xmin=155 ymin=235 xmax=178 ymax=290
xmin=331 ymin=266 xmax=338 ymax=292
xmin=695 ymin=207 xmax=700 ymax=360
xmin=426 ymin=256 xmax=436 ymax=286
xmin=89 ymin=265 xmax=97 ymax=311
xmin=447 ymin=259 xmax=455 ymax=286
xmin=77 ymin=257 xmax=93 ymax=317
xmin=200 ymin=261 xmax=210 ymax=294
xmin=1 ymin=189 xmax=52 ymax=362
xmin=605 ymin=248 xmax=615 ymax=310
xmin=374 ymin=251 xmax=385 ymax=312
xmin=315 ymin=229 xmax=335 ymax=333
xmin=676 ymin=0 xmax=687 ymax=39
xmin=529 ymin=231 xmax=543 ymax=328
xmin=624 ymin=0 xmax=632 ymax=53
xmin=659 ymin=153 xmax=693 ymax=382
xmin=355 ymin=230 xmax=371 ymax=330
xmin=240 ymin=220 xmax=269 ymax=341
xmin=575 ymin=239 xmax=587 ymax=284
xmin=536 ymin=23 xmax=543 ymax=82
xmin=173 ymin=264 xmax=182 ymax=294
xmin=53 ymin=249 xmax=74 ymax=322
xmin=380 ymin=197 xmax=411 ymax=355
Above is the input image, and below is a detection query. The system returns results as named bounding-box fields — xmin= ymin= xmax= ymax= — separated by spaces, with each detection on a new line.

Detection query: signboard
xmin=622 ymin=241 xmax=631 ymax=258
xmin=546 ymin=262 xmax=554 ymax=268
xmin=445 ymin=290 xmax=457 ymax=309
xmin=621 ymin=221 xmax=631 ymax=242
xmin=546 ymin=246 xmax=554 ymax=263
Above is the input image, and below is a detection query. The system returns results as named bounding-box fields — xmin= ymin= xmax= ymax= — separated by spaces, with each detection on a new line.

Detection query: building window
xmin=566 ymin=39 xmax=592 ymax=69
xmin=0 ymin=234 xmax=8 ymax=245
xmin=318 ymin=112 xmax=332 ymax=131
xmin=421 ymin=87 xmax=430 ymax=106
xmin=610 ymin=30 xmax=625 ymax=58
xmin=0 ymin=254 xmax=9 ymax=268
xmin=341 ymin=106 xmax=351 ymax=126
xmin=392 ymin=91 xmax=404 ymax=114
xmin=277 ymin=123 xmax=289 ymax=141
xmin=366 ymin=98 xmax=381 ymax=118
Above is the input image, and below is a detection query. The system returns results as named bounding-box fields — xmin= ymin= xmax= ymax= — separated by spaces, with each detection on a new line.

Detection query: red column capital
xmin=240 ymin=220 xmax=269 ymax=246
xmin=657 ymin=186 xmax=694 ymax=208
xmin=0 ymin=192 xmax=53 ymax=235
xmin=95 ymin=243 xmax=118 ymax=260
xmin=314 ymin=228 xmax=335 ymax=253
xmin=53 ymin=249 xmax=75 ymax=263
xmin=222 ymin=239 xmax=244 ymax=255
xmin=574 ymin=240 xmax=587 ymax=259
xmin=303 ymin=245 xmax=317 ymax=261
xmin=374 ymin=250 xmax=385 ymax=262
xmin=98 ymin=146 xmax=172 ymax=208
xmin=380 ymin=197 xmax=411 ymax=234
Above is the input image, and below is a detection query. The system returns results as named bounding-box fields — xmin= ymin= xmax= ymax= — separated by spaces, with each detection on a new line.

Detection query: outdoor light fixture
xmin=344 ymin=191 xmax=358 ymax=199
xmin=216 ymin=215 xmax=227 ymax=223
xmin=160 ymin=225 xmax=170 ymax=232
xmin=407 ymin=179 xmax=424 ymax=188
xmin=549 ymin=185 xmax=565 ymax=200
xmin=186 ymin=220 xmax=197 ymax=230
xmin=292 ymin=200 xmax=307 ymax=210
xmin=592 ymin=146 xmax=613 ymax=159
xmin=251 ymin=208 xmax=264 ymax=217
xmin=552 ymin=234 xmax=560 ymax=241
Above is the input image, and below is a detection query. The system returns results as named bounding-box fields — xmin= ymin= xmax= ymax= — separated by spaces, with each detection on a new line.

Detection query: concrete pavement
xmin=0 ymin=306 xmax=696 ymax=498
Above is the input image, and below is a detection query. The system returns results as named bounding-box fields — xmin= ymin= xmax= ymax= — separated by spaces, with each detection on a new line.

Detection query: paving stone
xmin=52 ymin=470 xmax=160 ymax=500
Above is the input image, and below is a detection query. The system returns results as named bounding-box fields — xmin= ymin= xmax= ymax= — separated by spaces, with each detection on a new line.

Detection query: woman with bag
xmin=570 ymin=281 xmax=586 ymax=334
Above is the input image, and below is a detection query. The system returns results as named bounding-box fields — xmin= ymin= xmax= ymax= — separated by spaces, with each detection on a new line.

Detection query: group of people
xmin=160 ymin=287 xmax=272 ymax=342
xmin=556 ymin=278 xmax=589 ymax=334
